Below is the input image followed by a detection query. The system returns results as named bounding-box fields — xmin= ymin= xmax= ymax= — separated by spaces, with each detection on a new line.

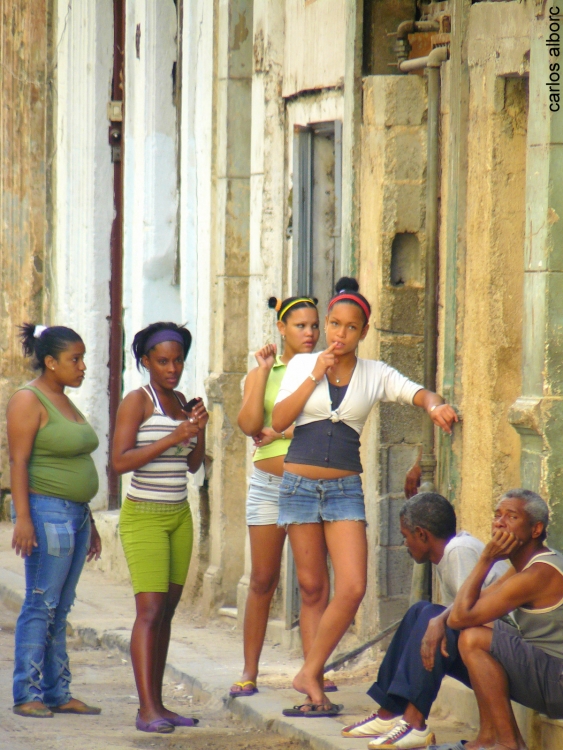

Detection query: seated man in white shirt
xmin=342 ymin=492 xmax=508 ymax=750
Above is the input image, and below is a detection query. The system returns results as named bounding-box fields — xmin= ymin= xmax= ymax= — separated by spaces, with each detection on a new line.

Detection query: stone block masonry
xmin=357 ymin=74 xmax=427 ymax=639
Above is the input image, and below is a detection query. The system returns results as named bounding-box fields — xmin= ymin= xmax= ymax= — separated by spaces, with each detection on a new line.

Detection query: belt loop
xmin=338 ymin=479 xmax=343 ymax=491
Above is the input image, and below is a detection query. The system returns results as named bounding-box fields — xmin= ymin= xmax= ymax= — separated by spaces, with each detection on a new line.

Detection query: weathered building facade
xmin=2 ymin=6 xmax=563 ymax=743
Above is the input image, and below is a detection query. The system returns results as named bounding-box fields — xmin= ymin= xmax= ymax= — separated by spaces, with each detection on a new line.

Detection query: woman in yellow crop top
xmin=229 ymin=296 xmax=320 ymax=697
xmin=7 ymin=323 xmax=102 ymax=719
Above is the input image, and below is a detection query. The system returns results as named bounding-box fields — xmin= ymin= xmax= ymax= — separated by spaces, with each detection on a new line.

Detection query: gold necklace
xmin=333 ymin=361 xmax=356 ymax=386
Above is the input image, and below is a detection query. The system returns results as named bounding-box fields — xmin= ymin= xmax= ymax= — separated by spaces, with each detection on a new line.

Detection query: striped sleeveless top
xmin=126 ymin=384 xmax=196 ymax=504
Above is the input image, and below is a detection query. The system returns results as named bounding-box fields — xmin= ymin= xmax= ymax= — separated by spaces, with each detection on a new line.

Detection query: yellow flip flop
xmin=229 ymin=680 xmax=258 ymax=697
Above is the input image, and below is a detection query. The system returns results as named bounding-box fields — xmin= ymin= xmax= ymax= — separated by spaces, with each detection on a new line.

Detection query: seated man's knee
xmin=404 ymin=600 xmax=434 ymax=623
xmin=458 ymin=627 xmax=491 ymax=657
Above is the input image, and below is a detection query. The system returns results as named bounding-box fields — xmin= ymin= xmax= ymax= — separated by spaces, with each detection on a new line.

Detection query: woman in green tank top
xmin=7 ymin=324 xmax=101 ymax=719
xmin=230 ymin=296 xmax=320 ymax=697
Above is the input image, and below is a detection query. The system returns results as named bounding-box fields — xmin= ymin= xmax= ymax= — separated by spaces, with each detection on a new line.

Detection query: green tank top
xmin=23 ymin=386 xmax=99 ymax=503
xmin=253 ymin=357 xmax=291 ymax=462
xmin=513 ymin=548 xmax=563 ymax=659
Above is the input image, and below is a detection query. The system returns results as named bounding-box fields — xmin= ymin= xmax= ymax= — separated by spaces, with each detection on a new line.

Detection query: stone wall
xmin=358 ymin=74 xmax=428 ymax=637
xmin=201 ymin=0 xmax=253 ymax=613
xmin=438 ymin=1 xmax=530 ymax=539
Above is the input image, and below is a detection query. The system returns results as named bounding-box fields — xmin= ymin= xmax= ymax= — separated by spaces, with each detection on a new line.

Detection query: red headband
xmin=328 ymin=293 xmax=370 ymax=321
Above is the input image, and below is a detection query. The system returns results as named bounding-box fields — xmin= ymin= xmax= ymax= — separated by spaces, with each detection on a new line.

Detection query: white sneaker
xmin=367 ymin=719 xmax=436 ymax=749
xmin=341 ymin=712 xmax=401 ymax=738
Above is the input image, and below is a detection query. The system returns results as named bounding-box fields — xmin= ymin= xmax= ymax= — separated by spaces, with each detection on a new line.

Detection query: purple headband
xmin=144 ymin=329 xmax=185 ymax=354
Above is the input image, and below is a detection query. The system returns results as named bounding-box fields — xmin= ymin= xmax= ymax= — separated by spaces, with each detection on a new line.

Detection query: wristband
xmin=309 ymin=373 xmax=320 ymax=385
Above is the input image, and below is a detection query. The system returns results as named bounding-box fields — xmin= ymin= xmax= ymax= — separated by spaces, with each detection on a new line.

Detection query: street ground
xmin=0 ymin=521 xmax=472 ymax=750
xmin=0 ymin=609 xmax=306 ymax=750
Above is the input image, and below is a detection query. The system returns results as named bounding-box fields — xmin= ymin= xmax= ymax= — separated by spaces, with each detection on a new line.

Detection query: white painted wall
xmin=283 ymin=0 xmax=346 ymax=97
xmin=122 ymin=0 xmax=182 ymax=397
xmin=178 ymin=0 xmax=215 ymax=495
xmin=179 ymin=0 xmax=214 ymax=407
xmin=248 ymin=0 xmax=287 ymax=361
xmin=53 ymin=0 xmax=114 ymax=509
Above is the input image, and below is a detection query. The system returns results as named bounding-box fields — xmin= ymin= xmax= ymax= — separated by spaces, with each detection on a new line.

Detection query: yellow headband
xmin=278 ymin=297 xmax=316 ymax=320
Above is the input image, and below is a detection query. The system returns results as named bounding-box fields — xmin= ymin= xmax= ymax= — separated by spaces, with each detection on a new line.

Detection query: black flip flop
xmin=282 ymin=702 xmax=343 ymax=718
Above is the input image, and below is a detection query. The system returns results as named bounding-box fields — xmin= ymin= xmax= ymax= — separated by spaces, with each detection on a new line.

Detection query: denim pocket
xmin=279 ymin=480 xmax=297 ymax=498
xmin=44 ymin=521 xmax=75 ymax=557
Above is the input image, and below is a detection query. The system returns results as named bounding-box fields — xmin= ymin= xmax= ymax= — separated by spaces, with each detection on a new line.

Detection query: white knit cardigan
xmin=275 ymin=352 xmax=423 ymax=436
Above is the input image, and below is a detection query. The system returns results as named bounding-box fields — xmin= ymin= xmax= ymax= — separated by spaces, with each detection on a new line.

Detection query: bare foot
xmin=138 ymin=706 xmax=167 ymax=723
xmin=465 ymin=740 xmax=493 ymax=750
xmin=293 ymin=669 xmax=326 ymax=706
xmin=465 ymin=740 xmax=522 ymax=750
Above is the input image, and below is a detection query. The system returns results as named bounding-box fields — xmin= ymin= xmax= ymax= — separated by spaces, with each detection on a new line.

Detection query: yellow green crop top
xmin=253 ymin=357 xmax=291 ymax=462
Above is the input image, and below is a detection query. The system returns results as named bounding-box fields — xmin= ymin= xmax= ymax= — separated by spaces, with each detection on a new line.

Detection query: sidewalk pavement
xmin=0 ymin=522 xmax=471 ymax=750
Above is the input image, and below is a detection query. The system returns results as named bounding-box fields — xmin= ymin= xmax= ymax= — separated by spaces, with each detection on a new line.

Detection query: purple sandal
xmin=135 ymin=711 xmax=175 ymax=733
xmin=167 ymin=714 xmax=199 ymax=727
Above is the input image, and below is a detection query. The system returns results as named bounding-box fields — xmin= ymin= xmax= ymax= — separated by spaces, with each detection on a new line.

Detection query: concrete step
xmin=435 ymin=676 xmax=563 ymax=750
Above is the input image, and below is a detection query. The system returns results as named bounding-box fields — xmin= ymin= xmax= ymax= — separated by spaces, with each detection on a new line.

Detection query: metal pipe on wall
xmin=400 ymin=45 xmax=448 ymax=603
xmin=107 ymin=0 xmax=126 ymax=510
xmin=419 ymin=45 xmax=447 ymax=493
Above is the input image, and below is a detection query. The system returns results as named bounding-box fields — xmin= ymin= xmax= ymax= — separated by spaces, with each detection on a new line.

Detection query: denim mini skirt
xmin=277 ymin=470 xmax=365 ymax=526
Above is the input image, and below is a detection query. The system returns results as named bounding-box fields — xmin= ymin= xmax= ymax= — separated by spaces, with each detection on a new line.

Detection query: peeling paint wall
xmin=0 ymin=0 xmax=54 ymax=499
xmin=282 ymin=0 xmax=346 ymax=97
xmin=122 ymin=0 xmax=182 ymax=400
xmin=438 ymin=2 xmax=530 ymax=539
xmin=457 ymin=69 xmax=527 ymax=539
xmin=201 ymin=0 xmax=253 ymax=613
xmin=178 ymin=0 xmax=215 ymax=599
xmin=52 ymin=0 xmax=114 ymax=510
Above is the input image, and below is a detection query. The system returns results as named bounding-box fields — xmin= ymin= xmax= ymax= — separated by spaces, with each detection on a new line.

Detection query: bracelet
xmin=281 ymin=431 xmax=286 ymax=440
xmin=429 ymin=404 xmax=442 ymax=413
xmin=309 ymin=373 xmax=320 ymax=385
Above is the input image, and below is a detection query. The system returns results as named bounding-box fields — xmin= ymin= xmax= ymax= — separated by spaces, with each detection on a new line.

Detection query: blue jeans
xmin=12 ymin=494 xmax=91 ymax=706
xmin=367 ymin=601 xmax=471 ymax=718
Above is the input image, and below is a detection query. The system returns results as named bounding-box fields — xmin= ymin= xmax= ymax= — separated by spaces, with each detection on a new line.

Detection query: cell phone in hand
xmin=182 ymin=397 xmax=201 ymax=414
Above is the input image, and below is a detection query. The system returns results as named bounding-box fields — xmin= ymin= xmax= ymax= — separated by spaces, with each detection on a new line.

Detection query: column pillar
xmin=509 ymin=9 xmax=563 ymax=546
xmin=202 ymin=0 xmax=253 ymax=613
xmin=236 ymin=0 xmax=286 ymax=624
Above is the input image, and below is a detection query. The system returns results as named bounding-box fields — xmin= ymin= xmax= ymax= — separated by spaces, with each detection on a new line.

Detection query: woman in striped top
xmin=112 ymin=322 xmax=208 ymax=734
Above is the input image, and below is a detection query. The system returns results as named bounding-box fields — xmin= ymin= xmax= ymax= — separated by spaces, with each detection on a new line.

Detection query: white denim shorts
xmin=246 ymin=467 xmax=283 ymax=526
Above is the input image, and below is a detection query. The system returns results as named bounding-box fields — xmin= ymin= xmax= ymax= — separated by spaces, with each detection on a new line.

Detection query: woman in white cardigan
xmin=272 ymin=278 xmax=457 ymax=717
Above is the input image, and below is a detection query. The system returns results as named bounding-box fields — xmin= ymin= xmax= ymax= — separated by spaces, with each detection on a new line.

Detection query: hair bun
xmin=268 ymin=297 xmax=282 ymax=312
xmin=335 ymin=277 xmax=359 ymax=294
xmin=33 ymin=325 xmax=48 ymax=338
